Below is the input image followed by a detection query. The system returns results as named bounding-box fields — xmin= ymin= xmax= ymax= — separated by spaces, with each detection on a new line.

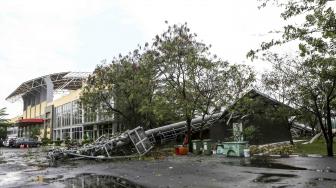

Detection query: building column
xmin=81 ymin=106 xmax=85 ymax=123
xmin=81 ymin=126 xmax=84 ymax=140
xmin=69 ymin=102 xmax=73 ymax=140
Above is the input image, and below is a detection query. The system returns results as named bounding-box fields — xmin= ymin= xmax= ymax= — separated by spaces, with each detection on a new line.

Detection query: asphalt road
xmin=0 ymin=147 xmax=336 ymax=188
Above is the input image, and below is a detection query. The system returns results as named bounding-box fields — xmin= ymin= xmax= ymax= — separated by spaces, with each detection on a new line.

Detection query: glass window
xmin=72 ymin=101 xmax=82 ymax=125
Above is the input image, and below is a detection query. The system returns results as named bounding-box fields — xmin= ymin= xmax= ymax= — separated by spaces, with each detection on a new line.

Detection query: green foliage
xmin=243 ymin=125 xmax=259 ymax=142
xmin=0 ymin=108 xmax=8 ymax=139
xmin=80 ymin=22 xmax=255 ymax=140
xmin=0 ymin=124 xmax=7 ymax=140
xmin=0 ymin=108 xmax=7 ymax=123
xmin=41 ymin=138 xmax=51 ymax=146
xmin=82 ymin=133 xmax=92 ymax=145
xmin=81 ymin=42 xmax=169 ymax=129
xmin=54 ymin=138 xmax=62 ymax=146
xmin=152 ymin=23 xmax=222 ymax=124
xmin=250 ymin=0 xmax=336 ymax=156
xmin=64 ymin=136 xmax=70 ymax=146
xmin=261 ymin=54 xmax=336 ymax=154
xmin=249 ymin=0 xmax=336 ymax=59
xmin=30 ymin=126 xmax=40 ymax=140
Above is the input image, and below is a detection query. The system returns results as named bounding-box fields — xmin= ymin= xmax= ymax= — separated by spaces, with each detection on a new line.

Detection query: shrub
xmin=54 ymin=138 xmax=62 ymax=146
xmin=41 ymin=138 xmax=51 ymax=146
xmin=64 ymin=136 xmax=70 ymax=146
xmin=249 ymin=144 xmax=294 ymax=155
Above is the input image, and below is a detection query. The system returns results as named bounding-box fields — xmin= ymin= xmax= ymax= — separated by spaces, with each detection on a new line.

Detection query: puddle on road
xmin=313 ymin=177 xmax=336 ymax=182
xmin=0 ymin=172 xmax=22 ymax=186
xmin=222 ymin=157 xmax=307 ymax=170
xmin=252 ymin=173 xmax=298 ymax=183
xmin=59 ymin=173 xmax=145 ymax=188
xmin=305 ymin=177 xmax=336 ymax=187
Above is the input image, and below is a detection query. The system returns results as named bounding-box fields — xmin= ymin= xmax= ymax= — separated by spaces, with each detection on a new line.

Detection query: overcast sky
xmin=0 ymin=0 xmax=285 ymax=118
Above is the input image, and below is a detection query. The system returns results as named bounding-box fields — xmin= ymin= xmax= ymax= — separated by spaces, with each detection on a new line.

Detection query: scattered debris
xmin=47 ymin=113 xmax=223 ymax=164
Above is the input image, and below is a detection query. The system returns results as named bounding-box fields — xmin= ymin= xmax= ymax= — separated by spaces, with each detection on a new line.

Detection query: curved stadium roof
xmin=6 ymin=72 xmax=90 ymax=102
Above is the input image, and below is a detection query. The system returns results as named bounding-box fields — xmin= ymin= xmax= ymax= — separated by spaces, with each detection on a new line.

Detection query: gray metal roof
xmin=6 ymin=72 xmax=90 ymax=102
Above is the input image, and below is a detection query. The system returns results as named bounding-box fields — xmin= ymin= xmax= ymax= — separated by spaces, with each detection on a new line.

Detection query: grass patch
xmin=294 ymin=138 xmax=336 ymax=156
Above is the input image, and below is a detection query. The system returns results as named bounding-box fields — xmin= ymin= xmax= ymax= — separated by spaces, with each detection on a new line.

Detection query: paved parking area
xmin=0 ymin=147 xmax=336 ymax=187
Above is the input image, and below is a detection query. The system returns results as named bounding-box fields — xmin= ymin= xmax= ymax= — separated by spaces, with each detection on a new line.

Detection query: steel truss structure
xmin=47 ymin=112 xmax=224 ymax=164
xmin=6 ymin=72 xmax=90 ymax=102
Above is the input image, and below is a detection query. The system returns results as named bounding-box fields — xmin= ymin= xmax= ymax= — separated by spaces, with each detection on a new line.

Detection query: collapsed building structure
xmin=48 ymin=89 xmax=314 ymax=161
xmin=47 ymin=113 xmax=224 ymax=162
xmin=5 ymin=72 xmax=318 ymax=162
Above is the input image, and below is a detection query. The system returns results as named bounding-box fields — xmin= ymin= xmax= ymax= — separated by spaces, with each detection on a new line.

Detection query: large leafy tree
xmin=151 ymin=23 xmax=255 ymax=147
xmin=260 ymin=54 xmax=336 ymax=156
xmin=81 ymin=23 xmax=255 ymax=149
xmin=151 ymin=23 xmax=218 ymax=147
xmin=80 ymin=47 xmax=169 ymax=130
xmin=248 ymin=0 xmax=336 ymax=156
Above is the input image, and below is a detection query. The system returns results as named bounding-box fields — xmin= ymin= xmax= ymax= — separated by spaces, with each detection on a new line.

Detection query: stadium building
xmin=6 ymin=72 xmax=120 ymax=141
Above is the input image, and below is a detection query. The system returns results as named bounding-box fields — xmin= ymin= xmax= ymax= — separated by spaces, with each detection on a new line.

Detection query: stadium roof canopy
xmin=6 ymin=72 xmax=90 ymax=102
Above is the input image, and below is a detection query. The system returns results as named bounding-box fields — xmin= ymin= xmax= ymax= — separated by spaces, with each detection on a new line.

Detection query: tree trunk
xmin=186 ymin=117 xmax=192 ymax=151
xmin=199 ymin=114 xmax=207 ymax=140
xmin=199 ymin=128 xmax=203 ymax=140
xmin=43 ymin=122 xmax=47 ymax=140
xmin=326 ymin=101 xmax=334 ymax=157
xmin=314 ymin=99 xmax=333 ymax=156
xmin=327 ymin=141 xmax=333 ymax=157
xmin=288 ymin=129 xmax=294 ymax=145
xmin=286 ymin=119 xmax=294 ymax=145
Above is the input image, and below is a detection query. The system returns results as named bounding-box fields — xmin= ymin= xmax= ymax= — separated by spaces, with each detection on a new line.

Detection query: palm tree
xmin=0 ymin=108 xmax=7 ymax=123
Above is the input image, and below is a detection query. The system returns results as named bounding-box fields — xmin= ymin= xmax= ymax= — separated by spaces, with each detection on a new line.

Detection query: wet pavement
xmin=0 ymin=147 xmax=336 ymax=188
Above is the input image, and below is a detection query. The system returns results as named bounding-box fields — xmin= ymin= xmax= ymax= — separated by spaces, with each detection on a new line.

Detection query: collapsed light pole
xmin=47 ymin=112 xmax=224 ymax=163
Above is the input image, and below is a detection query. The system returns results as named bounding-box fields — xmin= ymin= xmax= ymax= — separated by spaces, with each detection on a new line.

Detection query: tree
xmin=0 ymin=107 xmax=7 ymax=123
xmin=261 ymin=54 xmax=336 ymax=155
xmin=151 ymin=23 xmax=218 ymax=148
xmin=151 ymin=23 xmax=255 ymax=147
xmin=81 ymin=22 xmax=255 ymax=149
xmin=81 ymin=45 xmax=181 ymax=130
xmin=261 ymin=54 xmax=300 ymax=145
xmin=30 ymin=126 xmax=41 ymax=140
xmin=248 ymin=0 xmax=336 ymax=156
xmin=199 ymin=64 xmax=256 ymax=139
xmin=194 ymin=60 xmax=226 ymax=139
xmin=0 ymin=108 xmax=8 ymax=139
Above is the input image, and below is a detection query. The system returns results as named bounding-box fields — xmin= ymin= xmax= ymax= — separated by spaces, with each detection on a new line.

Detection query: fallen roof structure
xmin=47 ymin=112 xmax=224 ymax=163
